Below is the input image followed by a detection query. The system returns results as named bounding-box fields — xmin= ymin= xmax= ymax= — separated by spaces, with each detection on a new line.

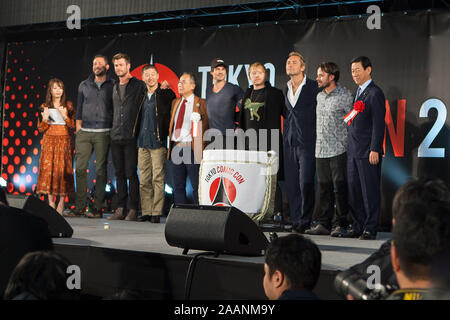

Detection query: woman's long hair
xmin=45 ymin=78 xmax=67 ymax=109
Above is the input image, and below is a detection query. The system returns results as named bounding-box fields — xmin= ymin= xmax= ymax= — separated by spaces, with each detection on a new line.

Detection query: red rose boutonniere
xmin=344 ymin=100 xmax=365 ymax=126
xmin=353 ymin=100 xmax=365 ymax=112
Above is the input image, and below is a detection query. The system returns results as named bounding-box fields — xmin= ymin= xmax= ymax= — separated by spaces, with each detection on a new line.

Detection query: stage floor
xmin=54 ymin=215 xmax=391 ymax=271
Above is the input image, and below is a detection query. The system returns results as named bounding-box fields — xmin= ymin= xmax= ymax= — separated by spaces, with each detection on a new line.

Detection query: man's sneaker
xmin=330 ymin=226 xmax=348 ymax=238
xmin=108 ymin=207 xmax=125 ymax=220
xmin=305 ymin=224 xmax=330 ymax=235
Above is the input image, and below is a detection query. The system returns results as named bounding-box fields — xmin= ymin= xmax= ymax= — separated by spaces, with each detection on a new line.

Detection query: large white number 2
xmin=418 ymin=98 xmax=447 ymax=158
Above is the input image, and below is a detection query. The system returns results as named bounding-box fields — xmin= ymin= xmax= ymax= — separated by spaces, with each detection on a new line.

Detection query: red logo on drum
xmin=209 ymin=177 xmax=237 ymax=207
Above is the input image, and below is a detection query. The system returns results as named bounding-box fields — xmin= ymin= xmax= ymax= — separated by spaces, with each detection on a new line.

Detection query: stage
xmin=53 ymin=215 xmax=391 ymax=300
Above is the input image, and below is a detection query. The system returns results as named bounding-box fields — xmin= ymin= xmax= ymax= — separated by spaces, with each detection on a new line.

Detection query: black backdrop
xmin=2 ymin=10 xmax=449 ymax=229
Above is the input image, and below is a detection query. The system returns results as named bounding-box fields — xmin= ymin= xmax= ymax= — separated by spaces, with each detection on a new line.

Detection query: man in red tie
xmin=168 ymin=72 xmax=208 ymax=204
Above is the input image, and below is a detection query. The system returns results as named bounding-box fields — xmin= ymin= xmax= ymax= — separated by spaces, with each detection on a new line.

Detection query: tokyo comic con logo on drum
xmin=209 ymin=176 xmax=237 ymax=207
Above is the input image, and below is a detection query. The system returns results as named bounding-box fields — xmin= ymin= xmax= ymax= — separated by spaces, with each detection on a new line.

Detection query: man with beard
xmin=108 ymin=53 xmax=147 ymax=221
xmin=73 ymin=54 xmax=114 ymax=217
xmin=206 ymin=58 xmax=243 ymax=148
xmin=283 ymin=52 xmax=319 ymax=234
xmin=305 ymin=62 xmax=353 ymax=236
xmin=238 ymin=62 xmax=285 ymax=216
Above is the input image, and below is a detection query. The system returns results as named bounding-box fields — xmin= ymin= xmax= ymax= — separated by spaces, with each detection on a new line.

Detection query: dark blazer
xmin=111 ymin=77 xmax=147 ymax=141
xmin=132 ymin=84 xmax=176 ymax=143
xmin=347 ymin=81 xmax=386 ymax=158
xmin=0 ymin=205 xmax=53 ymax=296
xmin=283 ymin=78 xmax=320 ymax=150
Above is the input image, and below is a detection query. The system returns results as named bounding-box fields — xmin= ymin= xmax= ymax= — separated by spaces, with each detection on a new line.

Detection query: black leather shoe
xmin=359 ymin=231 xmax=377 ymax=240
xmin=330 ymin=226 xmax=348 ymax=238
xmin=293 ymin=224 xmax=308 ymax=234
xmin=138 ymin=215 xmax=152 ymax=222
xmin=150 ymin=215 xmax=161 ymax=223
xmin=305 ymin=224 xmax=330 ymax=235
xmin=342 ymin=228 xmax=361 ymax=238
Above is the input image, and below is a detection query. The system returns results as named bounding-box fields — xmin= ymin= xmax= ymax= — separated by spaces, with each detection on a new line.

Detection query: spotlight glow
xmin=165 ymin=184 xmax=173 ymax=194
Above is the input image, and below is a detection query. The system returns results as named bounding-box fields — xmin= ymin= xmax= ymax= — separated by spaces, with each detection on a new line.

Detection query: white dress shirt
xmin=171 ymin=94 xmax=194 ymax=143
xmin=287 ymin=75 xmax=306 ymax=107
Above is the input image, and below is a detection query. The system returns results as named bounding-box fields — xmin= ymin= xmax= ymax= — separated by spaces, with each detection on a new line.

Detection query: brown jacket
xmin=167 ymin=95 xmax=209 ymax=163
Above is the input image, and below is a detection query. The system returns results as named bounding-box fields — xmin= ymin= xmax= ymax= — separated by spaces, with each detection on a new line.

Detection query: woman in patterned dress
xmin=36 ymin=78 xmax=75 ymax=215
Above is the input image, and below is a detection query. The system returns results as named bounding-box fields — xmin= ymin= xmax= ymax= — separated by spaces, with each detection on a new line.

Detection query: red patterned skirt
xmin=36 ymin=125 xmax=74 ymax=195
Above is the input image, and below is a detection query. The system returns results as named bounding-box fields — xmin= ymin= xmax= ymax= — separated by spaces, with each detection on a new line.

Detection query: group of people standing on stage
xmin=36 ymin=51 xmax=386 ymax=239
xmin=282 ymin=53 xmax=385 ymax=241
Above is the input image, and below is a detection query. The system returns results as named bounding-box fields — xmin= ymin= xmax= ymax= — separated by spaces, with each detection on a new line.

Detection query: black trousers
xmin=316 ymin=153 xmax=349 ymax=229
xmin=111 ymin=138 xmax=140 ymax=210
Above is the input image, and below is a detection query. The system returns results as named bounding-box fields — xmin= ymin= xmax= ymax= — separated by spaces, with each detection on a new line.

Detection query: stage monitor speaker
xmin=165 ymin=204 xmax=269 ymax=256
xmin=6 ymin=194 xmax=73 ymax=238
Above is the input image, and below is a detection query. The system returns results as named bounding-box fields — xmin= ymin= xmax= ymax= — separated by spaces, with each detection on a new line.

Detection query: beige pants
xmin=138 ymin=147 xmax=167 ymax=216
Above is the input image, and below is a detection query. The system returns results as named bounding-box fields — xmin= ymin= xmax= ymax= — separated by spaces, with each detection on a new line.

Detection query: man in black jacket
xmin=237 ymin=62 xmax=285 ymax=216
xmin=74 ymin=54 xmax=114 ymax=218
xmin=108 ymin=53 xmax=147 ymax=221
xmin=133 ymin=64 xmax=175 ymax=223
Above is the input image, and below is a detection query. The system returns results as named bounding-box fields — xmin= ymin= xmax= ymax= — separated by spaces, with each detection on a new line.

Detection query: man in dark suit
xmin=283 ymin=52 xmax=320 ymax=233
xmin=345 ymin=56 xmax=386 ymax=240
xmin=167 ymin=72 xmax=209 ymax=204
xmin=0 ymin=188 xmax=53 ymax=297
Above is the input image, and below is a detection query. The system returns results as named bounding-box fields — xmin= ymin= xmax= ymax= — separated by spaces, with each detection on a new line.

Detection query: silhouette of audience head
xmin=263 ymin=234 xmax=321 ymax=300
xmin=391 ymin=179 xmax=450 ymax=290
xmin=4 ymin=251 xmax=79 ymax=300
xmin=392 ymin=178 xmax=449 ymax=223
